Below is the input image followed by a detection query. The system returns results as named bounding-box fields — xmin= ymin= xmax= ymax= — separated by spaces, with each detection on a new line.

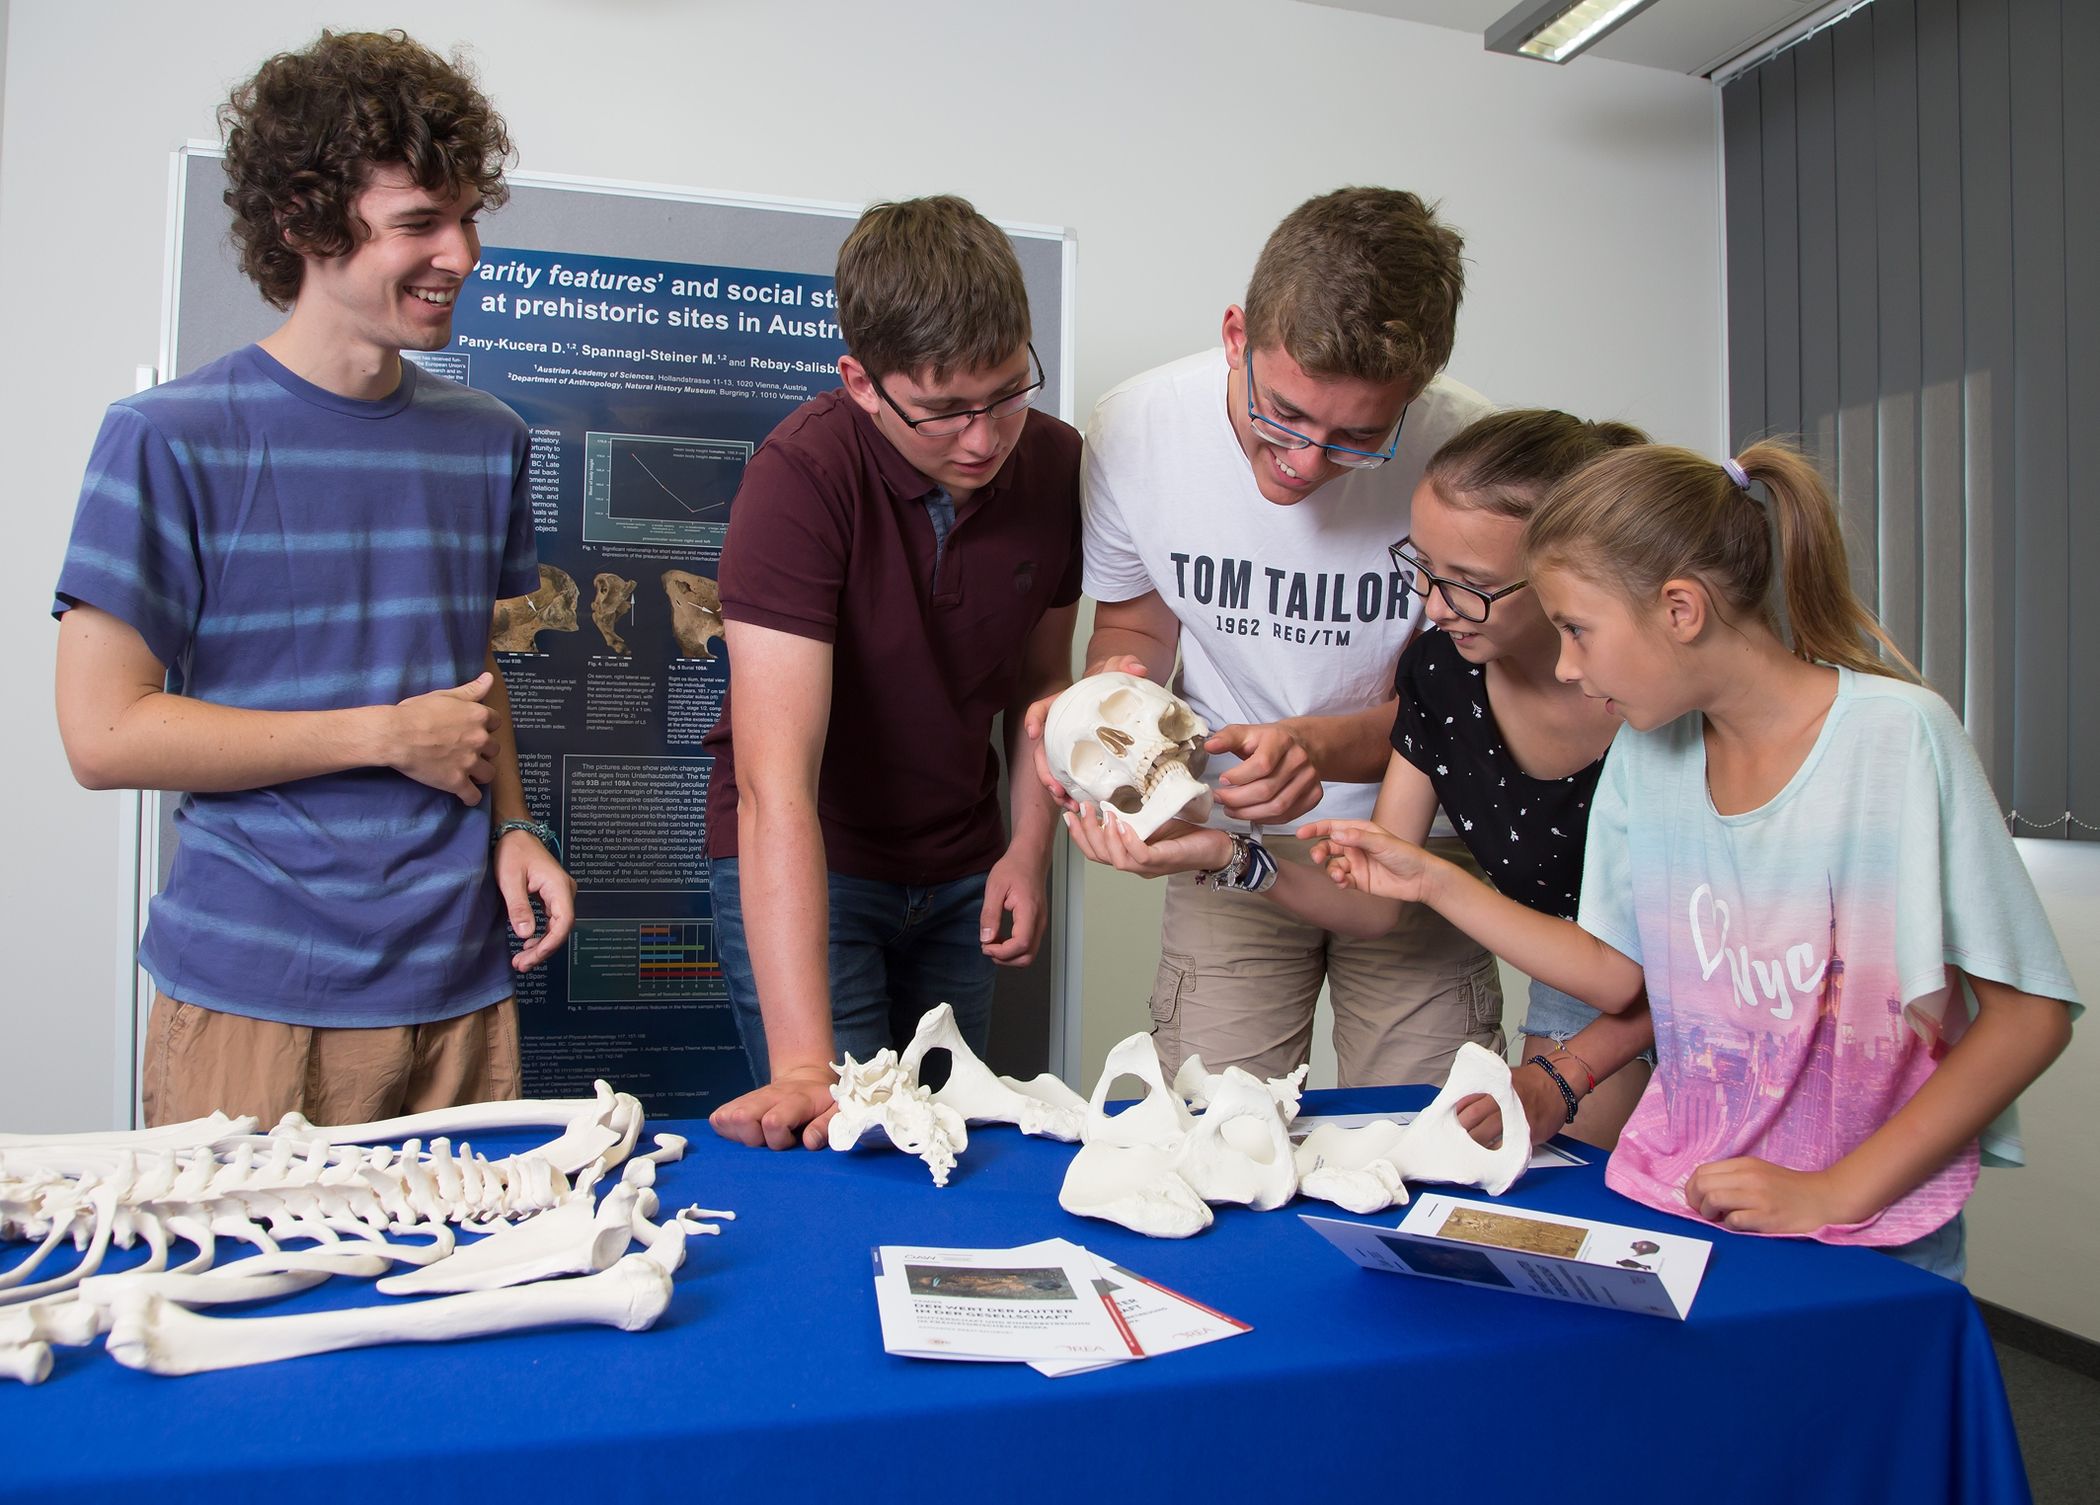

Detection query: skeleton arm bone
xmin=105 ymin=1253 xmax=674 ymax=1376
xmin=270 ymin=1079 xmax=636 ymax=1175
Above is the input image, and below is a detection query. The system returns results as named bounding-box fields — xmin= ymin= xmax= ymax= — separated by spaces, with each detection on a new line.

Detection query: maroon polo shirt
xmin=703 ymin=388 xmax=1082 ymax=884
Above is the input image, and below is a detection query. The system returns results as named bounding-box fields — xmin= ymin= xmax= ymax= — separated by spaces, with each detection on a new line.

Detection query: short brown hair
xmin=221 ymin=30 xmax=514 ymax=309
xmin=1243 ymin=187 xmax=1465 ymax=389
xmin=836 ymin=196 xmax=1031 ymax=382
xmin=1428 ymin=409 xmax=1649 ymax=522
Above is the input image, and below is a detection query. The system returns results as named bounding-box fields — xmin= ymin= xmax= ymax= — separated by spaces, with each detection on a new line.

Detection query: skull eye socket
xmin=1097 ymin=688 xmax=1146 ymax=722
xmin=1158 ymin=705 xmax=1200 ymax=742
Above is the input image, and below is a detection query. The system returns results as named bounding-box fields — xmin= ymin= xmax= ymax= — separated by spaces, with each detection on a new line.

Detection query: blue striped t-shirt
xmin=54 ymin=345 xmax=540 ymax=1026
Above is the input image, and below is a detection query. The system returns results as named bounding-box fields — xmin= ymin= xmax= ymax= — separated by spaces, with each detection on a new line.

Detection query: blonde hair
xmin=1427 ymin=409 xmax=1648 ymax=521
xmin=1243 ymin=187 xmax=1464 ymax=389
xmin=836 ymin=195 xmax=1030 ymax=382
xmin=1524 ymin=440 xmax=1915 ymax=680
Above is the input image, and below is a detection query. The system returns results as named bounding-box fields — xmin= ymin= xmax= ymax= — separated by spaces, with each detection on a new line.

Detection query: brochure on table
xmin=1301 ymin=1192 xmax=1712 ymax=1319
xmin=1032 ymin=1247 xmax=1253 ymax=1378
xmin=873 ymin=1239 xmax=1140 ymax=1363
xmin=872 ymin=1237 xmax=1250 ymax=1371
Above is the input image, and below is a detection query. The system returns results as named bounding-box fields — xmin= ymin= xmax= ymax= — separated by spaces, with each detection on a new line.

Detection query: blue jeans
xmin=1878 ymin=1211 xmax=1968 ymax=1282
xmin=1522 ymin=979 xmax=1659 ymax=1066
xmin=712 ymin=858 xmax=996 ymax=1084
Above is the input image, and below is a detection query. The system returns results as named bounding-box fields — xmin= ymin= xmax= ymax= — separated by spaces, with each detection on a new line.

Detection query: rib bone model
xmin=0 ymin=1081 xmax=730 ymax=1384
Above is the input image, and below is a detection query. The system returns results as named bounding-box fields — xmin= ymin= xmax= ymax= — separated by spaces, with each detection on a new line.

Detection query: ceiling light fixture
xmin=1484 ymin=0 xmax=1663 ymax=64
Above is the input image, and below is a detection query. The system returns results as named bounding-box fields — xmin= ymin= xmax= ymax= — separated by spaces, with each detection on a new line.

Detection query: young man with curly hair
xmin=53 ymin=30 xmax=573 ymax=1126
xmin=1033 ymin=187 xmax=1505 ymax=1091
xmin=704 ymin=197 xmax=1081 ymax=1151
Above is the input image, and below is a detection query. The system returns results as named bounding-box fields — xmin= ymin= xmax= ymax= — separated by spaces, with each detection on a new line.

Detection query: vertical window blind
xmin=1722 ymin=0 xmax=2096 ymax=837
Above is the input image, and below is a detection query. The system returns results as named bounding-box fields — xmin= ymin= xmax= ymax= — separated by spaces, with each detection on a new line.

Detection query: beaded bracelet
xmin=1527 ymin=1054 xmax=1581 ymax=1126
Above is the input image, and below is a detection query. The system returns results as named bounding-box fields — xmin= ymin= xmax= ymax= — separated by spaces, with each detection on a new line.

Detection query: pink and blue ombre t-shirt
xmin=53 ymin=346 xmax=539 ymax=1029
xmin=1577 ymin=667 xmax=2080 ymax=1246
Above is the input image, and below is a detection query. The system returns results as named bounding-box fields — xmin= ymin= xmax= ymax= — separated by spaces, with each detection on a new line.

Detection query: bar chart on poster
xmin=154 ymin=149 xmax=1075 ymax=1118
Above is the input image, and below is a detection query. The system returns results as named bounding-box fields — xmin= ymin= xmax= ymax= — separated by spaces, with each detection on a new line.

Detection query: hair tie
xmin=1720 ymin=456 xmax=1751 ymax=492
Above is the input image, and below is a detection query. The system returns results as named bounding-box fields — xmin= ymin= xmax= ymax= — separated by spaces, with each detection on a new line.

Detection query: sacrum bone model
xmin=0 ymin=1082 xmax=729 ymax=1385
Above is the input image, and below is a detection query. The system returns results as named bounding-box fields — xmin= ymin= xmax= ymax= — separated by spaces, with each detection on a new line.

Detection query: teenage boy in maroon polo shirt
xmin=704 ymin=196 xmax=1081 ymax=1151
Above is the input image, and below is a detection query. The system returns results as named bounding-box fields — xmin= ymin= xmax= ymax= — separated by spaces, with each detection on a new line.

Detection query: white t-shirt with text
xmin=1083 ymin=348 xmax=1492 ymax=826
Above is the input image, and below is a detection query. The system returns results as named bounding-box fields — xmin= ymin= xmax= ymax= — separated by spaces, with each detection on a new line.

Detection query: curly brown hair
xmin=220 ymin=30 xmax=514 ymax=309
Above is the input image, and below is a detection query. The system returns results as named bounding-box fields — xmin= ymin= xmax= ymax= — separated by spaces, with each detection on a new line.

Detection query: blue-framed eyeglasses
xmin=1245 ymin=351 xmax=1406 ymax=469
xmin=870 ymin=343 xmax=1044 ymax=437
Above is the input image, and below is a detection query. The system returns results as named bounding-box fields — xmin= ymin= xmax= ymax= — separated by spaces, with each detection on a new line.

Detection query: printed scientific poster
xmin=418 ymin=245 xmax=846 ymax=1116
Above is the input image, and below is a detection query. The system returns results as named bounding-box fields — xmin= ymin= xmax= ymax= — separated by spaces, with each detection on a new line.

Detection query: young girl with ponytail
xmin=1306 ymin=442 xmax=2078 ymax=1276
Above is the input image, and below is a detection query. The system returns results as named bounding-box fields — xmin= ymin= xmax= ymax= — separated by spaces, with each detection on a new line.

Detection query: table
xmin=0 ymin=1087 xmax=2028 ymax=1503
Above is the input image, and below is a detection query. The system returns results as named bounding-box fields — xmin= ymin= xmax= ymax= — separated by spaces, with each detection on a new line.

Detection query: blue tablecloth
xmin=0 ymin=1087 xmax=2028 ymax=1503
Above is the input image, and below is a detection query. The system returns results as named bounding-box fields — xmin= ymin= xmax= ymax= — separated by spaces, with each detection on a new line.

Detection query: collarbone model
xmin=1042 ymin=672 xmax=1213 ymax=840
xmin=827 ymin=1003 xmax=1089 ymax=1186
xmin=0 ymin=1081 xmax=728 ymax=1384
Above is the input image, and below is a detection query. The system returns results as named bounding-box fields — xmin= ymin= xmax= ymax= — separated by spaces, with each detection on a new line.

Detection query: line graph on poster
xmin=583 ymin=432 xmax=754 ymax=549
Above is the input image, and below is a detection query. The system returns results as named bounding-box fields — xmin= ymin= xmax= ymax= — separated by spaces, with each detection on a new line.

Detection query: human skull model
xmin=1043 ymin=673 xmax=1213 ymax=841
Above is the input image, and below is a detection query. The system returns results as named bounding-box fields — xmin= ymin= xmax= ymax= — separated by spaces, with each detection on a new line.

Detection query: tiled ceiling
xmin=1297 ymin=0 xmax=1833 ymax=75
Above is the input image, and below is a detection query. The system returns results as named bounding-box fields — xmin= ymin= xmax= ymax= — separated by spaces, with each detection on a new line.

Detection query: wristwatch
xmin=493 ymin=817 xmax=562 ymax=862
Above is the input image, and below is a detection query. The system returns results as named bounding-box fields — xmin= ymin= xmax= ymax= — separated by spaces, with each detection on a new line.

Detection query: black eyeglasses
xmin=1246 ymin=351 xmax=1405 ymax=469
xmin=1388 ymin=537 xmax=1528 ymax=623
xmin=869 ymin=343 xmax=1044 ymax=437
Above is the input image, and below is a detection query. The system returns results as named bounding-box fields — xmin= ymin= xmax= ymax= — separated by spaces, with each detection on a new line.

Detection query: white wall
xmin=1966 ymin=841 xmax=2100 ymax=1341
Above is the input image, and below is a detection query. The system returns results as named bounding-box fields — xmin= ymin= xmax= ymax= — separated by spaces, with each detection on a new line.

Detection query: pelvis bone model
xmin=1058 ymin=1037 xmax=1306 ymax=1239
xmin=1058 ymin=1038 xmax=1532 ymax=1238
xmin=1042 ymin=672 xmax=1213 ymax=840
xmin=827 ymin=1004 xmax=1088 ymax=1186
xmin=819 ymin=1011 xmax=1535 ymax=1232
xmin=1292 ymin=1042 xmax=1532 ymax=1214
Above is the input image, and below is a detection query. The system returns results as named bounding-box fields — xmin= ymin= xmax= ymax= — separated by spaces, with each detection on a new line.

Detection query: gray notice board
xmin=151 ymin=149 xmax=1078 ymax=1113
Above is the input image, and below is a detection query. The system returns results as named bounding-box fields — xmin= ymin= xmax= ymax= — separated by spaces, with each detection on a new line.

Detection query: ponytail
xmin=1734 ymin=442 xmax=1914 ymax=679
xmin=1526 ymin=439 xmax=1915 ymax=681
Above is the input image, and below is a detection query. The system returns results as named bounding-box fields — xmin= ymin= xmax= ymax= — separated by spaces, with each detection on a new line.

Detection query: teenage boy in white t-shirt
xmin=1031 ymin=187 xmax=1502 ymax=1088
